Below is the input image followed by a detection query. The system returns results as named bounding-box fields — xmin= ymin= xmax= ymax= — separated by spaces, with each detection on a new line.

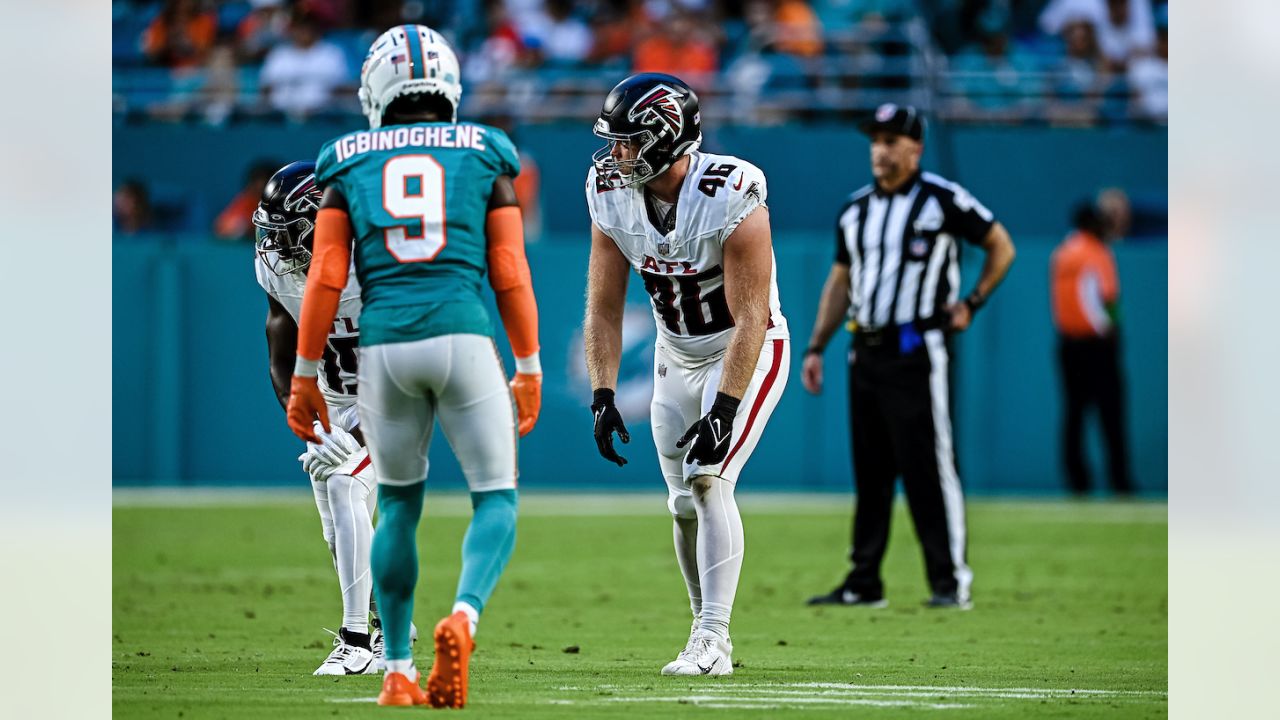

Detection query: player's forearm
xmin=807 ymin=272 xmax=850 ymax=351
xmin=583 ymin=312 xmax=622 ymax=390
xmin=972 ymin=223 xmax=1016 ymax=300
xmin=486 ymin=206 xmax=541 ymax=366
xmin=718 ymin=307 xmax=768 ymax=400
xmin=296 ymin=208 xmax=353 ymax=367
xmin=269 ymin=367 xmax=292 ymax=410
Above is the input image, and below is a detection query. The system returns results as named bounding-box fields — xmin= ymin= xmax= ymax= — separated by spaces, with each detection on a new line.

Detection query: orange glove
xmin=510 ymin=372 xmax=542 ymax=437
xmin=287 ymin=375 xmax=330 ymax=443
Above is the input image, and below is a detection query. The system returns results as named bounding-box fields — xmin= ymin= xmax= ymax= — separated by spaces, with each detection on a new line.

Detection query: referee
xmin=801 ymin=104 xmax=1016 ymax=609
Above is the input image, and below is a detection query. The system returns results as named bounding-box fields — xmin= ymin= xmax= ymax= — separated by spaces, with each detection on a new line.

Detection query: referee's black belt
xmin=853 ymin=316 xmax=949 ymax=351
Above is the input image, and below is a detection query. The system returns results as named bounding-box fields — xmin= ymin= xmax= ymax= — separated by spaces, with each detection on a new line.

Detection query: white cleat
xmin=660 ymin=619 xmax=701 ymax=676
xmin=661 ymin=630 xmax=733 ymax=676
xmin=369 ymin=620 xmax=418 ymax=673
xmin=313 ymin=629 xmax=376 ymax=676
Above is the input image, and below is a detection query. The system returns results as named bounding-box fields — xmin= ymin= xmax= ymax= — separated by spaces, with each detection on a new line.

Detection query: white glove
xmin=297 ymin=422 xmax=361 ymax=481
xmin=298 ymin=445 xmax=337 ymax=482
xmin=312 ymin=422 xmax=361 ymax=466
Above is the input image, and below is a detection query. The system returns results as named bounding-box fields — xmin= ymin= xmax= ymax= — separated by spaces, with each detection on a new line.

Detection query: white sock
xmin=328 ymin=472 xmax=375 ymax=634
xmin=452 ymin=601 xmax=479 ymax=638
xmin=386 ymin=659 xmax=415 ymax=677
xmin=693 ymin=477 xmax=743 ymax=641
xmin=672 ymin=516 xmax=702 ymax=618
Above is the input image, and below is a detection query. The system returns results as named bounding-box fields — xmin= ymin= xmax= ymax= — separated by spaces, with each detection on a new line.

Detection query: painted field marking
xmin=547 ymin=681 xmax=1167 ymax=712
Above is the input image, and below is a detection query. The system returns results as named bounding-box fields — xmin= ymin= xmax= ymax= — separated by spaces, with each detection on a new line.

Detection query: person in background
xmin=632 ymin=10 xmax=719 ymax=87
xmin=259 ymin=10 xmax=350 ymax=118
xmin=142 ymin=0 xmax=217 ymax=69
xmin=1050 ymin=202 xmax=1133 ymax=496
xmin=773 ymin=0 xmax=824 ymax=58
xmin=114 ymin=180 xmax=154 ymax=236
xmin=1039 ymin=0 xmax=1155 ymax=69
xmin=1127 ymin=5 xmax=1167 ymax=120
xmin=236 ymin=0 xmax=291 ymax=65
xmin=214 ymin=161 xmax=281 ymax=241
xmin=526 ymin=0 xmax=594 ymax=65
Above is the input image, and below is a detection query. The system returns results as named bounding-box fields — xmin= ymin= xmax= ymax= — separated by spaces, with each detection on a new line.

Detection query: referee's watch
xmin=963 ymin=289 xmax=987 ymax=314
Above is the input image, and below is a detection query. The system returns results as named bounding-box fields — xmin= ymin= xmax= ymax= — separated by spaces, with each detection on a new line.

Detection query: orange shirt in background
xmin=1050 ymin=230 xmax=1120 ymax=338
xmin=143 ymin=13 xmax=217 ymax=68
xmin=633 ymin=36 xmax=718 ymax=77
xmin=774 ymin=0 xmax=824 ymax=57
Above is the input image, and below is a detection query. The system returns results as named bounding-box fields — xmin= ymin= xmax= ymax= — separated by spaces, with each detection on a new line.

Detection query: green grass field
xmin=113 ymin=493 xmax=1166 ymax=718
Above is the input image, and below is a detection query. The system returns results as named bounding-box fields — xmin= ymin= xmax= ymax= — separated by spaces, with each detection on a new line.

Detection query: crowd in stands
xmin=114 ymin=0 xmax=1168 ymax=124
xmin=113 ymin=0 xmax=1167 ymax=238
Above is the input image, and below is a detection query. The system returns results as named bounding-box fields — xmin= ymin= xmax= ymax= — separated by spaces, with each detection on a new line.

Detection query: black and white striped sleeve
xmin=940 ymin=182 xmax=996 ymax=244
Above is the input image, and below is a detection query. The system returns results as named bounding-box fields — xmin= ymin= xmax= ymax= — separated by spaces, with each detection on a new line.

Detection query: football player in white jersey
xmin=254 ymin=161 xmax=412 ymax=675
xmin=583 ymin=74 xmax=791 ymax=676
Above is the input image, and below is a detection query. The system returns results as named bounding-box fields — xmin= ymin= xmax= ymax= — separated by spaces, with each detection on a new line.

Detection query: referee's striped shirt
xmin=835 ymin=171 xmax=996 ymax=329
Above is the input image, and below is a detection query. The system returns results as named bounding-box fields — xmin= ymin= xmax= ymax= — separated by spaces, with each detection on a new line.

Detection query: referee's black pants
xmin=842 ymin=330 xmax=971 ymax=600
xmin=1058 ymin=335 xmax=1132 ymax=495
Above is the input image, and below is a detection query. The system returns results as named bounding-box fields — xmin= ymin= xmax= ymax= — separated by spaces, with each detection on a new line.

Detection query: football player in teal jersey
xmin=285 ymin=25 xmax=542 ymax=709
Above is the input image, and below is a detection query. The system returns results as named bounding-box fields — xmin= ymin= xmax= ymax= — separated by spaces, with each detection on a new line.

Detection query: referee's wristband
xmin=805 ymin=345 xmax=825 ymax=357
xmin=294 ymin=356 xmax=320 ymax=378
xmin=964 ymin=290 xmax=987 ymax=314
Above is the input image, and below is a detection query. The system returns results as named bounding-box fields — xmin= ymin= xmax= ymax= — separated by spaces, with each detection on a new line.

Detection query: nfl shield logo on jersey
xmin=656 ymin=240 xmax=670 ymax=255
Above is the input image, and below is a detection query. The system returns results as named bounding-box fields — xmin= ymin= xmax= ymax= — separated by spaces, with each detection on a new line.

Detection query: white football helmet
xmin=358 ymin=25 xmax=462 ymax=129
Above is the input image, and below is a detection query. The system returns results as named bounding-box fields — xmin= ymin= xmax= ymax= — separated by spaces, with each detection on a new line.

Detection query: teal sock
xmin=454 ymin=489 xmax=518 ymax=615
xmin=371 ymin=482 xmax=425 ymax=661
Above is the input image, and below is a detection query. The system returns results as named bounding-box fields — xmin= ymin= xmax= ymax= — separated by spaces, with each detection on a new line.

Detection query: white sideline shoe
xmin=660 ymin=618 xmax=701 ymax=676
xmin=661 ymin=630 xmax=733 ymax=676
xmin=314 ymin=628 xmax=376 ymax=676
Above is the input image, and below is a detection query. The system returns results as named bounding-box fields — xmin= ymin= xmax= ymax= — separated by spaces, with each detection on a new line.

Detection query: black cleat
xmin=924 ymin=592 xmax=972 ymax=610
xmin=807 ymin=587 xmax=888 ymax=607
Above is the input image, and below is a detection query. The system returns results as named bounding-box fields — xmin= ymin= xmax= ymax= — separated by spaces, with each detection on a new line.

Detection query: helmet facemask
xmin=592 ymin=121 xmax=673 ymax=189
xmin=253 ymin=207 xmax=315 ymax=276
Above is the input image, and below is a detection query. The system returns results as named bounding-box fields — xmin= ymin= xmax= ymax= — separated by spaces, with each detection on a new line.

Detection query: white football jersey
xmin=586 ymin=151 xmax=789 ymax=366
xmin=254 ymin=257 xmax=363 ymax=411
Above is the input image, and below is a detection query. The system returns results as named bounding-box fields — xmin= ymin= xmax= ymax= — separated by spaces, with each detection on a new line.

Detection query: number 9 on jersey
xmin=383 ymin=154 xmax=447 ymax=263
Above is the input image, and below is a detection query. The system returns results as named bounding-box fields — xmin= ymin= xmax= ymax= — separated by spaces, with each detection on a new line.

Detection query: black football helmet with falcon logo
xmin=252 ymin=161 xmax=323 ymax=276
xmin=592 ymin=73 xmax=702 ymax=189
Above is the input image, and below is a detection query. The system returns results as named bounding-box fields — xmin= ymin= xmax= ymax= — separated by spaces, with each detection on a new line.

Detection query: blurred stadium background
xmin=112 ymin=0 xmax=1168 ymax=495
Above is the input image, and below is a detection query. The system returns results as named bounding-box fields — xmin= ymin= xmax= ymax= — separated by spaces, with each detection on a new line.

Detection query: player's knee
xmin=688 ymin=474 xmax=716 ymax=500
xmin=668 ymin=491 xmax=697 ymax=520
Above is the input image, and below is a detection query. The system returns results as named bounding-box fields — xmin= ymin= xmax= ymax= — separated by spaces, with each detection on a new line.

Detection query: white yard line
xmin=546 ymin=681 xmax=1166 ymax=712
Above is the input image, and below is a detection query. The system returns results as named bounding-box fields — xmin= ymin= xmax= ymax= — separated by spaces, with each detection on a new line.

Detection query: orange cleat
xmin=376 ymin=670 xmax=430 ymax=707
xmin=426 ymin=611 xmax=475 ymax=708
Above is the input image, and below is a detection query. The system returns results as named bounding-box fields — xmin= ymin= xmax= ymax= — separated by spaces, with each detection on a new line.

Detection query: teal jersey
xmin=315 ymin=122 xmax=520 ymax=346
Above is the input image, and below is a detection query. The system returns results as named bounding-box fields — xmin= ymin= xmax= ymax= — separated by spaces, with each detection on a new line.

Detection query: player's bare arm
xmin=801 ymin=262 xmax=851 ymax=394
xmin=584 ymin=221 xmax=632 ymax=466
xmin=486 ymin=174 xmax=543 ymax=436
xmin=948 ymin=221 xmax=1016 ymax=331
xmin=717 ymin=206 xmax=774 ymax=400
xmin=266 ymin=294 xmax=299 ymax=410
xmin=287 ymin=186 xmax=354 ymax=442
xmin=583 ymin=222 xmax=630 ymax=391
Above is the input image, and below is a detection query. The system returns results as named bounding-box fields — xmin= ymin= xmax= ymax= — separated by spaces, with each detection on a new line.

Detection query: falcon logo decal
xmin=628 ymin=84 xmax=686 ymax=137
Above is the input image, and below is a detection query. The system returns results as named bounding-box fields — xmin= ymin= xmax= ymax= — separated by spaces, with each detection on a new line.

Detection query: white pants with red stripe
xmin=650 ymin=337 xmax=790 ymax=509
xmin=308 ymin=399 xmax=378 ymax=633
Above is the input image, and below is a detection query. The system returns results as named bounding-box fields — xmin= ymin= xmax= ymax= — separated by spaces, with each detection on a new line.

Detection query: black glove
xmin=591 ymin=388 xmax=630 ymax=466
xmin=676 ymin=392 xmax=741 ymax=466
